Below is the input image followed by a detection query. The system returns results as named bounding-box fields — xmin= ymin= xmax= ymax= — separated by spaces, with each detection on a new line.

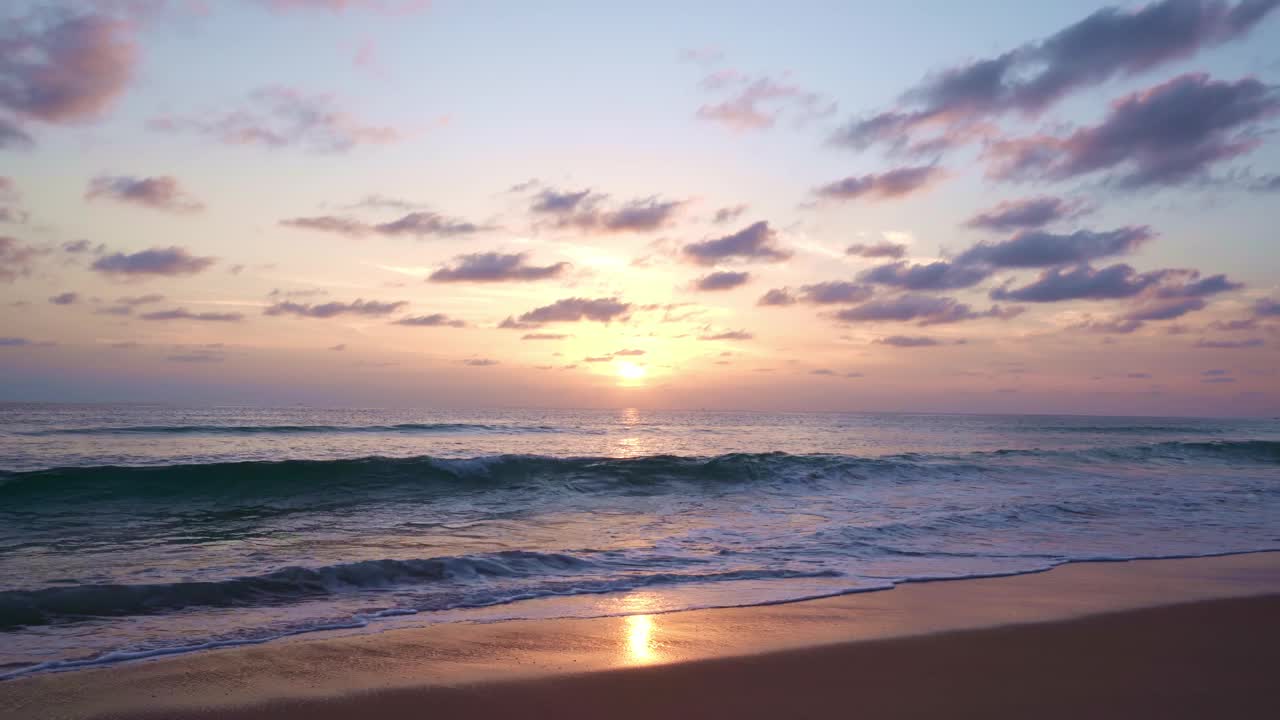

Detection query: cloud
xmin=429 ymin=252 xmax=568 ymax=282
xmin=1254 ymin=298 xmax=1280 ymax=316
xmin=757 ymin=288 xmax=797 ymax=306
xmin=832 ymin=1 xmax=1279 ymax=155
xmin=964 ymin=196 xmax=1090 ymax=232
xmin=61 ymin=239 xmax=102 ymax=254
xmin=1194 ymin=337 xmax=1264 ymax=348
xmin=698 ymin=330 xmax=753 ymax=341
xmin=796 ymin=281 xmax=875 ymax=304
xmin=0 ymin=117 xmax=32 ymax=149
xmin=696 ymin=73 xmax=835 ymax=131
xmin=166 ymin=352 xmax=224 ymax=363
xmin=683 ymin=221 xmax=791 ymax=265
xmin=91 ymin=246 xmax=216 ymax=277
xmin=329 ymin=343 xmax=346 ymax=351
xmin=694 ymin=270 xmax=751 ymax=291
xmin=463 ymin=358 xmax=499 ymax=367
xmin=836 ymin=294 xmax=1022 ymax=325
xmin=48 ymin=292 xmax=78 ymax=305
xmin=509 ymin=297 xmax=631 ymax=325
xmin=260 ymin=0 xmax=431 ymax=12
xmin=0 ymin=13 xmax=137 ymax=131
xmin=151 ymin=86 xmax=401 ymax=153
xmin=1 ymin=236 xmax=46 ymax=282
xmin=141 ymin=308 xmax=244 ymax=322
xmin=986 ymin=74 xmax=1280 ymax=187
xmin=96 ymin=293 xmax=165 ymax=315
xmin=846 ymin=241 xmax=907 ymax=259
xmin=956 ymin=226 xmax=1153 ymax=268
xmin=280 ymin=211 xmax=491 ymax=239
xmin=0 ymin=337 xmax=31 ymax=346
xmin=393 ymin=313 xmax=466 ymax=327
xmin=991 ymin=263 xmax=1240 ymax=303
xmin=0 ymin=177 xmax=25 ymax=223
xmin=583 ymin=355 xmax=612 ymax=362
xmin=521 ymin=333 xmax=568 ymax=340
xmin=875 ymin=335 xmax=943 ymax=347
xmin=265 ymin=298 xmax=407 ymax=318
xmin=86 ymin=175 xmax=204 ymax=213
xmin=1202 ymin=368 xmax=1230 ymax=376
xmin=528 ymin=189 xmax=684 ymax=233
xmin=860 ymin=260 xmax=991 ymax=290
xmin=374 ymin=212 xmax=489 ymax=238
xmin=279 ymin=216 xmax=369 ymax=237
xmin=1248 ymin=174 xmax=1280 ymax=192
xmin=812 ymin=166 xmax=944 ymax=202
xmin=713 ymin=204 xmax=749 ymax=224
xmin=613 ymin=348 xmax=645 ymax=356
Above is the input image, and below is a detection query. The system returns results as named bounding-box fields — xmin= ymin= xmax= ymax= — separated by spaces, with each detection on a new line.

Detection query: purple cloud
xmin=986 ymin=74 xmax=1280 ymax=187
xmin=509 ymin=297 xmax=631 ymax=325
xmin=0 ymin=13 xmax=137 ymax=130
xmin=696 ymin=73 xmax=835 ymax=131
xmin=393 ymin=314 xmax=466 ymax=327
xmin=91 ymin=246 xmax=216 ymax=277
xmin=713 ymin=204 xmax=749 ymax=224
xmin=0 ymin=236 xmax=45 ymax=282
xmin=846 ymin=241 xmax=907 ymax=259
xmin=1195 ymin=337 xmax=1265 ymax=348
xmin=265 ymin=298 xmax=407 ymax=318
xmin=812 ymin=166 xmax=944 ymax=202
xmin=261 ymin=0 xmax=430 ymax=12
xmin=141 ymin=308 xmax=243 ymax=322
xmin=875 ymin=336 xmax=943 ymax=347
xmin=521 ymin=333 xmax=569 ymax=340
xmin=956 ymin=227 xmax=1153 ymax=268
xmin=698 ymin=330 xmax=754 ymax=341
xmin=683 ymin=221 xmax=791 ymax=265
xmin=860 ymin=260 xmax=991 ymax=290
xmin=1253 ymin=298 xmax=1280 ymax=316
xmin=992 ymin=264 xmax=1241 ymax=303
xmin=694 ymin=270 xmax=751 ymax=291
xmin=373 ymin=212 xmax=488 ymax=238
xmin=529 ymin=189 xmax=683 ymax=233
xmin=279 ymin=216 xmax=370 ymax=237
xmin=964 ymin=196 xmax=1090 ymax=232
xmin=48 ymin=292 xmax=78 ymax=305
xmin=757 ymin=288 xmax=797 ymax=306
xmin=281 ymin=211 xmax=491 ymax=239
xmin=463 ymin=358 xmax=499 ymax=367
xmin=151 ymin=86 xmax=401 ymax=153
xmin=86 ymin=175 xmax=204 ymax=213
xmin=836 ymin=294 xmax=1022 ymax=325
xmin=429 ymin=252 xmax=568 ymax=283
xmin=833 ymin=1 xmax=1279 ymax=155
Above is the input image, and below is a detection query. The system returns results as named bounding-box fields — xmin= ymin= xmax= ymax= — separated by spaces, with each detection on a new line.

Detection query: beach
xmin=2 ymin=552 xmax=1277 ymax=719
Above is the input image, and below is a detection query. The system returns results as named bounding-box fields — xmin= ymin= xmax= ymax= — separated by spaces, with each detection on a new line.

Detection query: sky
xmin=1 ymin=0 xmax=1279 ymax=416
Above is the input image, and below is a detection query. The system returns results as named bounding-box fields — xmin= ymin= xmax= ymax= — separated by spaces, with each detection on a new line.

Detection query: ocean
xmin=1 ymin=404 xmax=1277 ymax=679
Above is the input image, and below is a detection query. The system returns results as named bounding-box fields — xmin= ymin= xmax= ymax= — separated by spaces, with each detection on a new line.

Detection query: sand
xmin=1 ymin=553 xmax=1277 ymax=719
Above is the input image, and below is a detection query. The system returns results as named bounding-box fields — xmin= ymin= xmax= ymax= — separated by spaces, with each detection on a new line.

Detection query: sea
xmin=1 ymin=403 xmax=1278 ymax=679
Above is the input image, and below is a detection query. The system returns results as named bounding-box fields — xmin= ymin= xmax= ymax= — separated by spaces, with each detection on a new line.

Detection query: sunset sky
xmin=1 ymin=0 xmax=1278 ymax=415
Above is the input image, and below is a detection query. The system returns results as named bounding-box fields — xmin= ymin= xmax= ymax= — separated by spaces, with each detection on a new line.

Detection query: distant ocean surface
xmin=2 ymin=404 xmax=1278 ymax=678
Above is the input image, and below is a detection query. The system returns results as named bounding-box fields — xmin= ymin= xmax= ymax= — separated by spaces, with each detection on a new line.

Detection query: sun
xmin=615 ymin=361 xmax=647 ymax=384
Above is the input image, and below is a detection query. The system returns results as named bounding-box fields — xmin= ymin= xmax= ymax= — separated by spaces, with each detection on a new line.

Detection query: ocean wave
xmin=13 ymin=422 xmax=573 ymax=437
xmin=0 ymin=550 xmax=836 ymax=629
xmin=1 ymin=441 xmax=1275 ymax=504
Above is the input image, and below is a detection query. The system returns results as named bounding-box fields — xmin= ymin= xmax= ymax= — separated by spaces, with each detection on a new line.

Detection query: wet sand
xmin=2 ymin=553 xmax=1278 ymax=720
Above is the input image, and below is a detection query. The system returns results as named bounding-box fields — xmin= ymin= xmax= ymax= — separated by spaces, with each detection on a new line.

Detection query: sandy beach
xmin=1 ymin=552 xmax=1277 ymax=720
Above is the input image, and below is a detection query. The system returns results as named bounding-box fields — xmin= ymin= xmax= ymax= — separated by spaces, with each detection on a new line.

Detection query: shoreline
xmin=1 ymin=552 xmax=1277 ymax=719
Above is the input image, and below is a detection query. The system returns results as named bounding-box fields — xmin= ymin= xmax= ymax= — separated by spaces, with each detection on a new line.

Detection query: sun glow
xmin=615 ymin=361 xmax=647 ymax=384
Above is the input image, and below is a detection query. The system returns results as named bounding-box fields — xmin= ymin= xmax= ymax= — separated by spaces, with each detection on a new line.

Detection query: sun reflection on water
xmin=625 ymin=614 xmax=658 ymax=664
